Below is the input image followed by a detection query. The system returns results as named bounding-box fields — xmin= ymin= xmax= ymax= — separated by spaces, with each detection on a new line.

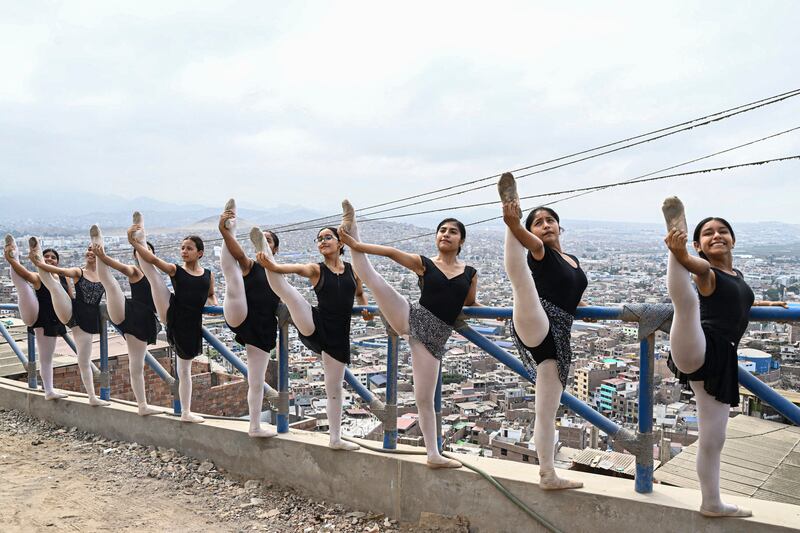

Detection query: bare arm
xmin=207 ymin=275 xmax=218 ymax=305
xmin=219 ymin=211 xmax=252 ymax=274
xmin=92 ymin=244 xmax=139 ymax=280
xmin=255 ymin=252 xmax=320 ymax=280
xmin=463 ymin=273 xmax=479 ymax=306
xmin=5 ymin=252 xmax=39 ymax=286
xmin=664 ymin=229 xmax=715 ymax=295
xmin=753 ymin=300 xmax=789 ymax=308
xmin=503 ymin=203 xmax=545 ymax=260
xmin=29 ymin=253 xmax=82 ymax=280
xmin=130 ymin=240 xmax=177 ymax=276
xmin=339 ymin=228 xmax=424 ymax=274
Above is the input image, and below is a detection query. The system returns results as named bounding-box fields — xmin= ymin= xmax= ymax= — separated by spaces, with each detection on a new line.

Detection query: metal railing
xmin=2 ymin=301 xmax=800 ymax=496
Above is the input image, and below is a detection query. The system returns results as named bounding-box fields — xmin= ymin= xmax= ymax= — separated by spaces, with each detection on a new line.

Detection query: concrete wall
xmin=2 ymin=378 xmax=799 ymax=533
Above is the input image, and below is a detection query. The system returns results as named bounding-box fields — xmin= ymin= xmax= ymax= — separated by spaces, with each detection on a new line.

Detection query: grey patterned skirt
xmin=511 ymin=298 xmax=574 ymax=389
xmin=408 ymin=301 xmax=453 ymax=360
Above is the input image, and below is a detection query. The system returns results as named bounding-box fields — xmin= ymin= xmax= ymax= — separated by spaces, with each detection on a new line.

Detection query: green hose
xmin=342 ymin=436 xmax=563 ymax=533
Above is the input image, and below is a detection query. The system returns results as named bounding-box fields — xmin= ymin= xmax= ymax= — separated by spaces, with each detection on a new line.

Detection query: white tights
xmin=260 ymin=247 xmax=347 ymax=444
xmin=34 ymin=329 xmax=57 ymax=395
xmin=10 ymin=261 xmax=39 ymax=326
xmin=348 ymin=223 xmax=448 ymax=461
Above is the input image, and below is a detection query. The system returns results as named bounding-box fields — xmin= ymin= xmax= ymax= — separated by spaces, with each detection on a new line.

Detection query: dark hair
xmin=266 ymin=230 xmax=280 ymax=250
xmin=436 ymin=218 xmax=466 ymax=254
xmin=318 ymin=227 xmax=344 ymax=255
xmin=525 ymin=206 xmax=561 ymax=233
xmin=183 ymin=235 xmax=205 ymax=253
xmin=42 ymin=248 xmax=60 ymax=263
xmin=693 ymin=217 xmax=735 ymax=260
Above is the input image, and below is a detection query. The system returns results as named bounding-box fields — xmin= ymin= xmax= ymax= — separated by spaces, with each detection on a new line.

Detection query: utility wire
xmin=380 ymin=155 xmax=800 ymax=245
xmin=269 ymin=87 xmax=800 ymax=231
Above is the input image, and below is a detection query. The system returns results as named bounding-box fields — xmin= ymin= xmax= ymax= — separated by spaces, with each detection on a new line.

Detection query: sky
xmin=1 ymin=1 xmax=799 ymax=226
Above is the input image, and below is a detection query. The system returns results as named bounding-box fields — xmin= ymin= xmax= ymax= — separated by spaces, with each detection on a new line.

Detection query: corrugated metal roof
xmin=572 ymin=448 xmax=659 ymax=477
xmin=656 ymin=415 xmax=800 ymax=506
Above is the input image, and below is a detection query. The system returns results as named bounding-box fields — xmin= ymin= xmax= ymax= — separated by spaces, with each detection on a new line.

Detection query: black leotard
xmin=418 ymin=256 xmax=476 ymax=326
xmin=29 ymin=276 xmax=69 ymax=337
xmin=70 ymin=270 xmax=104 ymax=334
xmin=297 ymin=262 xmax=356 ymax=364
xmin=117 ymin=275 xmax=161 ymax=345
xmin=227 ymin=262 xmax=280 ymax=353
xmin=166 ymin=265 xmax=211 ymax=359
xmin=668 ymin=267 xmax=754 ymax=406
xmin=527 ymin=246 xmax=587 ymax=314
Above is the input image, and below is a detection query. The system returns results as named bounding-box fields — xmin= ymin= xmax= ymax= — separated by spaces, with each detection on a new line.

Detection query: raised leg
xmin=138 ymin=258 xmax=172 ymax=324
xmin=36 ymin=270 xmax=73 ymax=325
xmin=692 ymin=382 xmax=751 ymax=517
xmin=95 ymin=254 xmax=126 ymax=325
xmin=7 ymin=237 xmax=39 ymax=326
xmin=220 ymin=232 xmax=248 ymax=328
xmin=505 ymin=226 xmax=550 ymax=348
xmin=323 ymin=352 xmax=358 ymax=450
xmin=246 ymin=345 xmax=276 ymax=437
xmin=534 ymin=360 xmax=582 ymax=489
xmin=666 ymin=253 xmax=706 ymax=374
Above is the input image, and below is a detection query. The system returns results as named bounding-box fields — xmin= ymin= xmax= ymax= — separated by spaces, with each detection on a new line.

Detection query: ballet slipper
xmin=44 ymin=391 xmax=68 ymax=400
xmin=264 ymin=385 xmax=279 ymax=404
xmin=699 ymin=504 xmax=752 ymax=518
xmin=89 ymin=224 xmax=102 ymax=245
xmin=249 ymin=427 xmax=278 ymax=438
xmin=426 ymin=458 xmax=462 ymax=469
xmin=250 ymin=227 xmax=269 ymax=255
xmin=662 ymin=196 xmax=688 ymax=233
xmin=88 ymin=397 xmax=110 ymax=407
xmin=497 ymin=172 xmax=520 ymax=205
xmin=341 ymin=199 xmax=355 ymax=233
xmin=329 ymin=439 xmax=360 ymax=451
xmin=223 ymin=198 xmax=236 ymax=230
xmin=539 ymin=469 xmax=583 ymax=490
xmin=181 ymin=411 xmax=205 ymax=423
xmin=29 ymin=237 xmax=44 ymax=263
xmin=131 ymin=212 xmax=146 ymax=244
xmin=137 ymin=404 xmax=161 ymax=416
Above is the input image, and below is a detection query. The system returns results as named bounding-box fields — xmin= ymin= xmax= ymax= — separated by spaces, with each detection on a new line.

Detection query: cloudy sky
xmin=2 ymin=1 xmax=799 ymax=226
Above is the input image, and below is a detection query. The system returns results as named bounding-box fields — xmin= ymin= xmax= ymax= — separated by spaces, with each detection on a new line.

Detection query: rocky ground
xmin=0 ymin=408 xmax=468 ymax=532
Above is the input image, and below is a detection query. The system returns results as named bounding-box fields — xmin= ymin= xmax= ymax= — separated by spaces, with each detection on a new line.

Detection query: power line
xmin=380 ymin=155 xmax=800 ymax=245
xmin=270 ymin=87 xmax=800 ymax=231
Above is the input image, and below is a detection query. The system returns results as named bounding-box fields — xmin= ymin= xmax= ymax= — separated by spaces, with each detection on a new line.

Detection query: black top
xmin=29 ymin=276 xmax=69 ymax=337
xmin=527 ymin=246 xmax=587 ymax=315
xmin=700 ymin=268 xmax=754 ymax=343
xmin=167 ymin=265 xmax=211 ymax=359
xmin=418 ymin=256 xmax=477 ymax=326
xmin=229 ymin=262 xmax=280 ymax=352
xmin=70 ymin=271 xmax=105 ymax=334
xmin=315 ymin=261 xmax=357 ymax=320
xmin=130 ymin=276 xmax=156 ymax=314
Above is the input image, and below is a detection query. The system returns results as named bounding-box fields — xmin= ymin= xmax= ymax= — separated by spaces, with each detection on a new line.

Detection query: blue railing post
xmin=99 ymin=311 xmax=110 ymax=401
xmin=0 ymin=320 xmax=29 ymax=367
xmin=383 ymin=329 xmax=399 ymax=450
xmin=277 ymin=317 xmax=290 ymax=434
xmin=635 ymin=335 xmax=655 ymax=494
xmin=27 ymin=329 xmax=38 ymax=389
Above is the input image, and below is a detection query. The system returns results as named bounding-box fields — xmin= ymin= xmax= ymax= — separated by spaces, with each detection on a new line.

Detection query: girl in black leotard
xmin=255 ymin=226 xmax=369 ymax=451
xmin=29 ymin=234 xmax=108 ymax=407
xmin=90 ymin=224 xmax=161 ymax=417
xmin=127 ymin=212 xmax=216 ymax=424
xmin=497 ymin=173 xmax=586 ymax=490
xmin=337 ymin=201 xmax=478 ymax=469
xmin=661 ymin=197 xmax=785 ymax=518
xmin=218 ymin=200 xmax=280 ymax=438
xmin=4 ymin=235 xmax=69 ymax=400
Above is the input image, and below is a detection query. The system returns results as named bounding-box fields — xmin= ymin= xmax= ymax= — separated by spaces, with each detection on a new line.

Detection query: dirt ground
xmin=0 ymin=408 xmax=466 ymax=533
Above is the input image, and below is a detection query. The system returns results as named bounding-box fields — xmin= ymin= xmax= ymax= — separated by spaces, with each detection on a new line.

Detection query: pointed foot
xmin=181 ymin=412 xmax=205 ymax=423
xmin=341 ymin=199 xmax=355 ymax=233
xmin=223 ymin=198 xmax=237 ymax=229
xmin=700 ymin=504 xmax=752 ymax=518
xmin=89 ymin=224 xmax=103 ymax=245
xmin=250 ymin=227 xmax=269 ymax=254
xmin=662 ymin=196 xmax=688 ymax=233
xmin=498 ymin=172 xmax=519 ymax=204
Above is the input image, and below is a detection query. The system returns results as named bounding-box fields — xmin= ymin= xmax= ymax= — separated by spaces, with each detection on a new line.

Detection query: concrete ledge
xmin=2 ymin=378 xmax=799 ymax=532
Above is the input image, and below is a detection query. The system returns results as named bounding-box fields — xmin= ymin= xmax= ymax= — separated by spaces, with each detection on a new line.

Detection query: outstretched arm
xmin=5 ymin=251 xmax=39 ymax=285
xmin=753 ymin=300 xmax=789 ymax=308
xmin=503 ymin=203 xmax=545 ymax=260
xmin=339 ymin=228 xmax=424 ymax=275
xmin=255 ymin=252 xmax=320 ymax=280
xmin=218 ymin=211 xmax=253 ymax=273
xmin=664 ymin=228 xmax=715 ymax=295
xmin=92 ymin=244 xmax=139 ymax=280
xmin=29 ymin=253 xmax=81 ymax=280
